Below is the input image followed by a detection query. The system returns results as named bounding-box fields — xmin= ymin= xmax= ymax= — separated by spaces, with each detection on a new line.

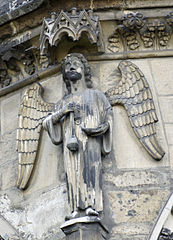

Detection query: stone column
xmin=61 ymin=216 xmax=109 ymax=240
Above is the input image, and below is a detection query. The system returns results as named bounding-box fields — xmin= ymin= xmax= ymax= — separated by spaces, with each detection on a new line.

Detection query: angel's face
xmin=64 ymin=56 xmax=84 ymax=83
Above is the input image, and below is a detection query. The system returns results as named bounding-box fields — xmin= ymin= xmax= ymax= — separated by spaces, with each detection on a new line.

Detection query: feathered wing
xmin=105 ymin=60 xmax=165 ymax=160
xmin=16 ymin=83 xmax=54 ymax=190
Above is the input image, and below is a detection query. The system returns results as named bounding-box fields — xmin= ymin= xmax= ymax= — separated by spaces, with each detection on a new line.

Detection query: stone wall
xmin=0 ymin=1 xmax=173 ymax=239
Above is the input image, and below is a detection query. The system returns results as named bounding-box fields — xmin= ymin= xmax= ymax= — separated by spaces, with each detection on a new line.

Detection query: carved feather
xmin=105 ymin=60 xmax=165 ymax=160
xmin=16 ymin=83 xmax=54 ymax=190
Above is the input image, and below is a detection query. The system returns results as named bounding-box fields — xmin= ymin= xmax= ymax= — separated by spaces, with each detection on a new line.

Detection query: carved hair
xmin=61 ymin=53 xmax=93 ymax=91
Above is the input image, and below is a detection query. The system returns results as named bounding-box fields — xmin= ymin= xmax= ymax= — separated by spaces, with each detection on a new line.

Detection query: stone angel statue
xmin=16 ymin=53 xmax=164 ymax=220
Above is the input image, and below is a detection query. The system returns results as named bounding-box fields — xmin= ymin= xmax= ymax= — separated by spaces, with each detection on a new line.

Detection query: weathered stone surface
xmin=0 ymin=0 xmax=45 ymax=26
xmin=150 ymin=59 xmax=173 ymax=95
xmin=0 ymin=186 xmax=68 ymax=239
xmin=113 ymin=222 xmax=150 ymax=235
xmin=89 ymin=62 xmax=101 ymax=90
xmin=0 ymin=215 xmax=19 ymax=239
xmin=99 ymin=61 xmax=120 ymax=92
xmin=0 ymin=27 xmax=40 ymax=55
xmin=110 ymin=235 xmax=147 ymax=240
xmin=26 ymin=131 xmax=64 ymax=194
xmin=165 ymin=124 xmax=173 ymax=145
xmin=102 ymin=21 xmax=119 ymax=54
xmin=104 ymin=170 xmax=169 ymax=189
xmin=0 ymin=131 xmax=17 ymax=166
xmin=41 ymin=73 xmax=63 ymax=103
xmin=1 ymin=160 xmax=17 ymax=191
xmin=1 ymin=92 xmax=20 ymax=135
xmin=113 ymin=106 xmax=168 ymax=168
xmin=169 ymin=146 xmax=173 ymax=169
xmin=159 ymin=97 xmax=173 ymax=123
xmin=107 ymin=189 xmax=169 ymax=224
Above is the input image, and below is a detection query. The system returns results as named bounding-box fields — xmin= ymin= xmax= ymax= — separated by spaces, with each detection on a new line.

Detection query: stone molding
xmin=0 ymin=0 xmax=45 ymax=26
xmin=0 ymin=64 xmax=60 ymax=97
xmin=1 ymin=9 xmax=173 ymax=93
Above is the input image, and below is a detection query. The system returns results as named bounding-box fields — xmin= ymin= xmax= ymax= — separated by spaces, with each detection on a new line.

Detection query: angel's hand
xmin=82 ymin=122 xmax=109 ymax=136
xmin=42 ymin=114 xmax=52 ymax=130
xmin=67 ymin=102 xmax=80 ymax=113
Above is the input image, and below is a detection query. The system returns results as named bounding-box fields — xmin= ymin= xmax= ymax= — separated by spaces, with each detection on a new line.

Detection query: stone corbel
xmin=0 ymin=0 xmax=46 ymax=26
xmin=40 ymin=7 xmax=105 ymax=61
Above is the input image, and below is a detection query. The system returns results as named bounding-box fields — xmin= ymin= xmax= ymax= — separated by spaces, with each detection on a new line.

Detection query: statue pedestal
xmin=61 ymin=216 xmax=109 ymax=240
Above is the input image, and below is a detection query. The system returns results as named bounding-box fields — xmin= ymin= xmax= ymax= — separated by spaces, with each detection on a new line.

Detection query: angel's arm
xmin=43 ymin=102 xmax=77 ymax=130
xmin=82 ymin=122 xmax=109 ymax=137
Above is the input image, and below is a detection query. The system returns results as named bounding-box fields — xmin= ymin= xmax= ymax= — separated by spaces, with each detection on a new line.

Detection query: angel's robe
xmin=45 ymin=88 xmax=113 ymax=213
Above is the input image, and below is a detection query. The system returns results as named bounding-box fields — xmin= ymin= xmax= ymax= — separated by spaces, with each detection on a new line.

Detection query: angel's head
xmin=61 ymin=53 xmax=93 ymax=92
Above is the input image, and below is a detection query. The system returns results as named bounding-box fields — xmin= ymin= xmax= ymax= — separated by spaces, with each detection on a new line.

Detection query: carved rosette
xmin=108 ymin=13 xmax=145 ymax=52
xmin=40 ymin=8 xmax=104 ymax=57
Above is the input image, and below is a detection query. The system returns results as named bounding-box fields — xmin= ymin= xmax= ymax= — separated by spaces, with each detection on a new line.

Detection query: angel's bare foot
xmin=85 ymin=207 xmax=99 ymax=217
xmin=65 ymin=211 xmax=79 ymax=221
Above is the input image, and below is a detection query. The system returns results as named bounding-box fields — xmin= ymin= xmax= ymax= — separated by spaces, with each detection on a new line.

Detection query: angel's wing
xmin=16 ymin=83 xmax=54 ymax=190
xmin=105 ymin=60 xmax=165 ymax=160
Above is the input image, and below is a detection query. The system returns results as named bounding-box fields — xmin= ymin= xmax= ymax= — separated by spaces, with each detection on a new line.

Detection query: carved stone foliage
xmin=40 ymin=8 xmax=104 ymax=58
xmin=158 ymin=228 xmax=173 ymax=240
xmin=108 ymin=12 xmax=173 ymax=52
xmin=0 ymin=44 xmax=41 ymax=88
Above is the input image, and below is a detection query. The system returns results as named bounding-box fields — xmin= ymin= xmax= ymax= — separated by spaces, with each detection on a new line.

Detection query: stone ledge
xmin=1 ymin=49 xmax=173 ymax=98
xmin=0 ymin=0 xmax=45 ymax=26
xmin=0 ymin=64 xmax=60 ymax=97
xmin=61 ymin=217 xmax=109 ymax=240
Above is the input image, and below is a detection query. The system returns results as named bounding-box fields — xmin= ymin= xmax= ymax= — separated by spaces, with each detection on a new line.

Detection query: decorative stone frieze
xmin=0 ymin=0 xmax=45 ymax=26
xmin=0 ymin=45 xmax=41 ymax=88
xmin=108 ymin=11 xmax=173 ymax=52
